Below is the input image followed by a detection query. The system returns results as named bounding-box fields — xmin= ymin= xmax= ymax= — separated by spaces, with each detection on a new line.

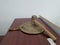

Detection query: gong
xmin=20 ymin=22 xmax=44 ymax=34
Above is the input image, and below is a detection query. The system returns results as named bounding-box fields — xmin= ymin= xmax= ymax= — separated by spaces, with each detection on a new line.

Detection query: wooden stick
xmin=34 ymin=20 xmax=56 ymax=40
xmin=32 ymin=15 xmax=56 ymax=40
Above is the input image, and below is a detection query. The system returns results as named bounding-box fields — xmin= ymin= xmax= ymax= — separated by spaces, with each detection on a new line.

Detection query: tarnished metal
xmin=20 ymin=22 xmax=44 ymax=34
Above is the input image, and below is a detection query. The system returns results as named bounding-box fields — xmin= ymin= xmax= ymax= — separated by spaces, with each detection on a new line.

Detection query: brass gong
xmin=20 ymin=15 xmax=44 ymax=34
xmin=20 ymin=22 xmax=44 ymax=34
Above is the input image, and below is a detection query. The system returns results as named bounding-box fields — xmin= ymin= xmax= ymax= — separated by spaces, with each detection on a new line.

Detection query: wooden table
xmin=1 ymin=18 xmax=60 ymax=45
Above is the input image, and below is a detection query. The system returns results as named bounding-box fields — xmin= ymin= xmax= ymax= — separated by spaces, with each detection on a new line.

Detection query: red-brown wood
xmin=1 ymin=18 xmax=60 ymax=45
xmin=0 ymin=36 xmax=4 ymax=42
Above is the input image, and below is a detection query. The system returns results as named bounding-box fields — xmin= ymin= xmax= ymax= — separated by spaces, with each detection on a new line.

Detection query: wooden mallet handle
xmin=32 ymin=15 xmax=56 ymax=40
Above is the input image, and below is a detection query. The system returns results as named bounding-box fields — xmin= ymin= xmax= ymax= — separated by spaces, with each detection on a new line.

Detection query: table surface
xmin=1 ymin=18 xmax=60 ymax=45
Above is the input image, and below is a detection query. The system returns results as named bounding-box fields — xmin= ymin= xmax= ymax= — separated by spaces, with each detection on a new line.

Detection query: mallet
xmin=31 ymin=15 xmax=56 ymax=40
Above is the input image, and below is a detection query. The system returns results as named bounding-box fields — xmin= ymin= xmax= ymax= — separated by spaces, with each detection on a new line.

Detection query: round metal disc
xmin=20 ymin=22 xmax=44 ymax=34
